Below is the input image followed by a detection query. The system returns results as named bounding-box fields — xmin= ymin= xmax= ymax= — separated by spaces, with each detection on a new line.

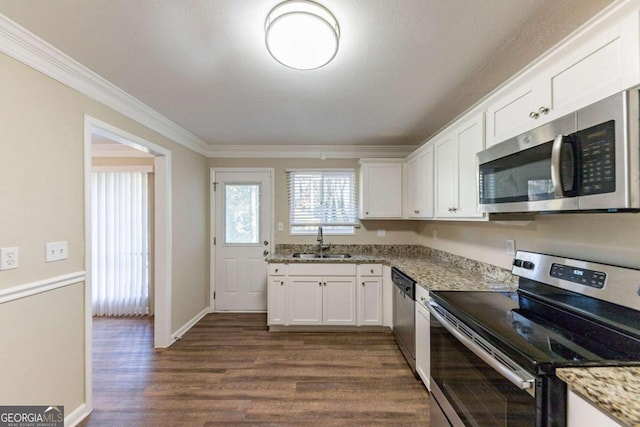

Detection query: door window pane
xmin=225 ymin=184 xmax=260 ymax=244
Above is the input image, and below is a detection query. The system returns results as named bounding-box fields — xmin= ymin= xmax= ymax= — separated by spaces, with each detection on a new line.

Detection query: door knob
xmin=264 ymin=240 xmax=269 ymax=245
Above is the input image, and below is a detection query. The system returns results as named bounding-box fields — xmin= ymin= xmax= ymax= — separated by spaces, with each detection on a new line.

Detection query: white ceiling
xmin=0 ymin=0 xmax=613 ymax=149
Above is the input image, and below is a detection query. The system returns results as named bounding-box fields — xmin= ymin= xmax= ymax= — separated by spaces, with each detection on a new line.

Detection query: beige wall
xmin=418 ymin=213 xmax=640 ymax=270
xmin=0 ymin=51 xmax=209 ymax=414
xmin=208 ymin=158 xmax=420 ymax=246
xmin=0 ymin=283 xmax=85 ymax=407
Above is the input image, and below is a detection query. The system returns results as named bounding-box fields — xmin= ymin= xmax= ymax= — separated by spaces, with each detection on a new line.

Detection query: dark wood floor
xmin=80 ymin=313 xmax=429 ymax=426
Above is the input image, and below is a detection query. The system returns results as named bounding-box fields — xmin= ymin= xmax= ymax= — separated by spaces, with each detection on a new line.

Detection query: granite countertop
xmin=268 ymin=244 xmax=518 ymax=292
xmin=557 ymin=367 xmax=640 ymax=426
xmin=270 ymin=244 xmax=635 ymax=425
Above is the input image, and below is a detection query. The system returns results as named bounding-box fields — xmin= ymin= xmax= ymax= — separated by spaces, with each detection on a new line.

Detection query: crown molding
xmin=0 ymin=13 xmax=417 ymax=160
xmin=0 ymin=13 xmax=209 ymax=155
xmin=204 ymin=144 xmax=416 ymax=159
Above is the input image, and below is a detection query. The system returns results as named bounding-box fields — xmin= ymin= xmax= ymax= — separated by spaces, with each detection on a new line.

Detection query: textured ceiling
xmin=0 ymin=0 xmax=614 ymax=147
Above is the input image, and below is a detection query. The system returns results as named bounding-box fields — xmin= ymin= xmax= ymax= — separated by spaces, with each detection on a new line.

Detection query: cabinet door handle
xmin=280 ymin=281 xmax=284 ymax=286
xmin=324 ymin=282 xmax=327 ymax=287
xmin=319 ymin=282 xmax=322 ymax=286
xmin=529 ymin=111 xmax=539 ymax=119
xmin=538 ymin=106 xmax=550 ymax=115
xmin=370 ymin=269 xmax=374 ymax=274
xmin=365 ymin=211 xmax=369 ymax=215
xmin=362 ymin=282 xmax=365 ymax=287
xmin=275 ymin=268 xmax=279 ymax=273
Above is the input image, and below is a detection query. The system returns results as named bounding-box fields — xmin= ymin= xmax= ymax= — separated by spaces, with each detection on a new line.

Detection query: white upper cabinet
xmin=406 ymin=145 xmax=434 ymax=219
xmin=359 ymin=160 xmax=403 ymax=219
xmin=485 ymin=79 xmax=548 ymax=148
xmin=435 ymin=113 xmax=485 ymax=219
xmin=486 ymin=8 xmax=640 ymax=147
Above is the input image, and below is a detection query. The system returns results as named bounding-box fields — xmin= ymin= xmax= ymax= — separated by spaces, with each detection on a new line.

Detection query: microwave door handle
xmin=551 ymin=134 xmax=565 ymax=197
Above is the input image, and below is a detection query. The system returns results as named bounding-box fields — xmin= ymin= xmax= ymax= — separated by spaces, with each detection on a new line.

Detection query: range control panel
xmin=550 ymin=263 xmax=607 ymax=289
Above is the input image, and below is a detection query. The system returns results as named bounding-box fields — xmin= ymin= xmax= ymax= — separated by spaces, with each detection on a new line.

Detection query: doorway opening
xmin=83 ymin=115 xmax=173 ymax=412
xmin=91 ymin=140 xmax=153 ymax=316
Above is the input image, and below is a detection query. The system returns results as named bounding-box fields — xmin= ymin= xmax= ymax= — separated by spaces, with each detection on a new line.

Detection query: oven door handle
xmin=428 ymin=302 xmax=536 ymax=396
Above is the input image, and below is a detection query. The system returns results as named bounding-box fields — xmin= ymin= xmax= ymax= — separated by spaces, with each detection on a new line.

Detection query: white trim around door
xmin=83 ymin=115 xmax=174 ymax=414
xmin=210 ymin=168 xmax=275 ymax=312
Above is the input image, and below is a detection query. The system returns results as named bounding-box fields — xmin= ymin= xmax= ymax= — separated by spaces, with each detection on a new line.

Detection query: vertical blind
xmin=92 ymin=171 xmax=150 ymax=316
xmin=287 ymin=169 xmax=357 ymax=233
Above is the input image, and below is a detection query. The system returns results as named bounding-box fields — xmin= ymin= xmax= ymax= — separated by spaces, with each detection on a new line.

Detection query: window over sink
xmin=287 ymin=169 xmax=357 ymax=235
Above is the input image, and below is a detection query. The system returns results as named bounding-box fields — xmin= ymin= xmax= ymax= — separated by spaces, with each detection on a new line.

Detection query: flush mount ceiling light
xmin=265 ymin=0 xmax=340 ymax=70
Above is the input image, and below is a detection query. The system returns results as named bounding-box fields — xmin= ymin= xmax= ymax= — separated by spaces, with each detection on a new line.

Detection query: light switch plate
xmin=0 ymin=247 xmax=19 ymax=270
xmin=377 ymin=229 xmax=386 ymax=237
xmin=46 ymin=241 xmax=68 ymax=262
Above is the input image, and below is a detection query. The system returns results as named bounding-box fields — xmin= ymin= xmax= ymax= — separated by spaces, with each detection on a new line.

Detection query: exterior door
xmin=213 ymin=170 xmax=272 ymax=311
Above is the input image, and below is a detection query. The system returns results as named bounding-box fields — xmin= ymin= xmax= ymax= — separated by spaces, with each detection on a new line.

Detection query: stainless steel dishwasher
xmin=391 ymin=267 xmax=417 ymax=375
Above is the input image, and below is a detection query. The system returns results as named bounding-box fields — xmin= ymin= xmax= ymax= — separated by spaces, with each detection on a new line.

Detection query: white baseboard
xmin=171 ymin=307 xmax=209 ymax=342
xmin=65 ymin=403 xmax=91 ymax=427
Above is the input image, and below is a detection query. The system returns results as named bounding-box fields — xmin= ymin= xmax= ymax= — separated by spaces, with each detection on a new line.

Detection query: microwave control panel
xmin=579 ymin=120 xmax=615 ymax=195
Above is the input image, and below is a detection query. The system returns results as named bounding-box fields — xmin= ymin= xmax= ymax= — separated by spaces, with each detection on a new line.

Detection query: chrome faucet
xmin=316 ymin=226 xmax=330 ymax=257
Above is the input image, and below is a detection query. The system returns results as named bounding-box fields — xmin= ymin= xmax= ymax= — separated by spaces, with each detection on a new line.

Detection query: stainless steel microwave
xmin=477 ymin=89 xmax=640 ymax=213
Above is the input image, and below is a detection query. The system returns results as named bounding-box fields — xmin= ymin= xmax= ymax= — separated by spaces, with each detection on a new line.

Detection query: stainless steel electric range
xmin=428 ymin=250 xmax=640 ymax=427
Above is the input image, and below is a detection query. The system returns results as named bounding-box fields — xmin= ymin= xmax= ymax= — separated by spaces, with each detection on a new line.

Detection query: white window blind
xmin=287 ymin=169 xmax=357 ymax=234
xmin=92 ymin=171 xmax=150 ymax=316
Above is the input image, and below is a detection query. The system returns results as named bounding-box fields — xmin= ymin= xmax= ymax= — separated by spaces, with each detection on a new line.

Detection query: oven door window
xmin=431 ymin=316 xmax=536 ymax=427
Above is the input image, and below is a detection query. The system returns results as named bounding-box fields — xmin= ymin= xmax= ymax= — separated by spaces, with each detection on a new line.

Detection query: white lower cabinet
xmin=287 ymin=276 xmax=324 ymax=325
xmin=268 ymin=262 xmax=384 ymax=328
xmin=285 ymin=263 xmax=358 ymax=326
xmin=567 ymin=389 xmax=622 ymax=427
xmin=322 ymin=277 xmax=357 ymax=325
xmin=267 ymin=264 xmax=287 ymax=326
xmin=415 ymin=286 xmax=430 ymax=390
xmin=287 ymin=276 xmax=356 ymax=325
xmin=268 ymin=277 xmax=287 ymax=325
xmin=357 ymin=264 xmax=383 ymax=326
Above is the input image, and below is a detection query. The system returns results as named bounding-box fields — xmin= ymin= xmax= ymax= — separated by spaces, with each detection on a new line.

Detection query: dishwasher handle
xmin=428 ymin=301 xmax=535 ymax=397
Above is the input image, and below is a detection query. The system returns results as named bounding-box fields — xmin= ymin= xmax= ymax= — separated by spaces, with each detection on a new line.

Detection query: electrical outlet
xmin=46 ymin=241 xmax=68 ymax=262
xmin=506 ymin=239 xmax=516 ymax=256
xmin=0 ymin=247 xmax=19 ymax=270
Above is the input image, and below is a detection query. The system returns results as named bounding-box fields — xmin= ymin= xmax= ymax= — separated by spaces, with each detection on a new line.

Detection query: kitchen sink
xmin=292 ymin=253 xmax=352 ymax=259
